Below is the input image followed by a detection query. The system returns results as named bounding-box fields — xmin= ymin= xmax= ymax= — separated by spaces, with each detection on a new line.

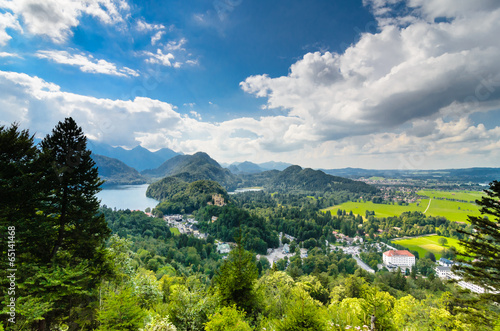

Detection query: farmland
xmin=392 ymin=235 xmax=463 ymax=260
xmin=322 ymin=189 xmax=483 ymax=223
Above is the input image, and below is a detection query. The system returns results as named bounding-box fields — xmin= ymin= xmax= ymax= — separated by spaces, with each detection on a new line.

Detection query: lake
xmin=97 ymin=184 xmax=159 ymax=211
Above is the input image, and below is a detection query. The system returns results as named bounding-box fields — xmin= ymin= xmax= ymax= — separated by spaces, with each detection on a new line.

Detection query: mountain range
xmin=87 ymin=140 xmax=179 ymax=171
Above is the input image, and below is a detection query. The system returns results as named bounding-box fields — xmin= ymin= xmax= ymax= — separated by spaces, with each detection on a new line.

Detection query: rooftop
xmin=383 ymin=250 xmax=415 ymax=257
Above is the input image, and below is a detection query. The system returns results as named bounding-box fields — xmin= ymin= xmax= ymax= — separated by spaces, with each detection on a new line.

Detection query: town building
xmin=217 ymin=243 xmax=231 ymax=254
xmin=435 ymin=266 xmax=453 ymax=279
xmin=437 ymin=258 xmax=454 ymax=267
xmin=383 ymin=250 xmax=415 ymax=269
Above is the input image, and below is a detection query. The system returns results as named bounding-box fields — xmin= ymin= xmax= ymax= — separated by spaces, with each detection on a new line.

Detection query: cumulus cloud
xmin=35 ymin=50 xmax=139 ymax=77
xmin=0 ymin=0 xmax=130 ymax=43
xmin=0 ymin=11 xmax=22 ymax=46
xmin=241 ymin=1 xmax=500 ymax=146
xmin=1 ymin=69 xmax=499 ymax=168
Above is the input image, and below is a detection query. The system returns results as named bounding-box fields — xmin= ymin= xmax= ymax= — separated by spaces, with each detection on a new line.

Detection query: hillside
xmin=147 ymin=179 xmax=229 ymax=214
xmin=141 ymin=152 xmax=241 ymax=190
xmin=267 ymin=165 xmax=379 ymax=193
xmin=91 ymin=154 xmax=146 ymax=185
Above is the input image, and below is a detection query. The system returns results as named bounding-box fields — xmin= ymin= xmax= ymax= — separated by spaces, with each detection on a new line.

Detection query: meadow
xmin=170 ymin=227 xmax=181 ymax=236
xmin=322 ymin=189 xmax=484 ymax=223
xmin=392 ymin=235 xmax=463 ymax=260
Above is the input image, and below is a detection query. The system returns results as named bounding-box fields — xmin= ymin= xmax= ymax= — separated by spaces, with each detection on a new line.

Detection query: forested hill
xmin=141 ymin=151 xmax=377 ymax=194
xmin=141 ymin=152 xmax=240 ymax=190
xmin=92 ymin=154 xmax=146 ymax=185
xmin=147 ymin=179 xmax=229 ymax=214
xmin=266 ymin=165 xmax=378 ymax=193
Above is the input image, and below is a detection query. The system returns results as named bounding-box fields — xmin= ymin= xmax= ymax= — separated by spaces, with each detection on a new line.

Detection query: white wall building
xmin=383 ymin=250 xmax=415 ymax=269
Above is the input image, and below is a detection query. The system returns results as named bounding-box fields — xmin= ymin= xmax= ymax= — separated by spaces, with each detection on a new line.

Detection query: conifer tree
xmin=455 ymin=180 xmax=500 ymax=303
xmin=40 ymin=117 xmax=110 ymax=264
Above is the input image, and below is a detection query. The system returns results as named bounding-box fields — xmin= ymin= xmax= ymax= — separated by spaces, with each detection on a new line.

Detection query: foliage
xmin=140 ymin=315 xmax=177 ymax=331
xmin=204 ymin=305 xmax=252 ymax=331
xmin=149 ymin=179 xmax=228 ymax=214
xmin=97 ymin=287 xmax=146 ymax=331
xmin=213 ymin=244 xmax=258 ymax=314
xmin=0 ymin=118 xmax=112 ymax=330
xmin=456 ymin=180 xmax=500 ymax=303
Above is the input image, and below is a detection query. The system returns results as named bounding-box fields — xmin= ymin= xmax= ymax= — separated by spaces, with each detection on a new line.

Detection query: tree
xmin=40 ymin=117 xmax=110 ymax=264
xmin=438 ymin=237 xmax=448 ymax=246
xmin=425 ymin=251 xmax=436 ymax=262
xmin=456 ymin=180 xmax=500 ymax=303
xmin=97 ymin=288 xmax=146 ymax=331
xmin=213 ymin=244 xmax=258 ymax=314
xmin=204 ymin=306 xmax=252 ymax=331
xmin=0 ymin=118 xmax=112 ymax=329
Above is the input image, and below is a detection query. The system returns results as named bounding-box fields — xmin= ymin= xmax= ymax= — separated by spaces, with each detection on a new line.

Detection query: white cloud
xmin=143 ymin=49 xmax=175 ymax=66
xmin=241 ymin=3 xmax=500 ymax=145
xmin=0 ymin=12 xmax=22 ymax=46
xmin=1 ymin=69 xmax=499 ymax=168
xmin=136 ymin=19 xmax=165 ymax=32
xmin=151 ymin=30 xmax=165 ymax=45
xmin=0 ymin=51 xmax=19 ymax=57
xmin=165 ymin=38 xmax=186 ymax=51
xmin=35 ymin=50 xmax=139 ymax=77
xmin=0 ymin=0 xmax=130 ymax=43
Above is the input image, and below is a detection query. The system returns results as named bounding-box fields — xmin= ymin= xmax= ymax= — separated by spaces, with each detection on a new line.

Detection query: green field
xmin=170 ymin=227 xmax=180 ymax=236
xmin=392 ymin=235 xmax=463 ymax=260
xmin=321 ymin=189 xmax=484 ymax=223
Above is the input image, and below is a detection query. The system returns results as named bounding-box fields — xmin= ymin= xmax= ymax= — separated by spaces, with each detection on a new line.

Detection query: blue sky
xmin=1 ymin=0 xmax=500 ymax=169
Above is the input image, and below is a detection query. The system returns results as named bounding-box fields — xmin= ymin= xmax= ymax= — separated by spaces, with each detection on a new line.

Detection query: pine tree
xmin=455 ymin=180 xmax=500 ymax=303
xmin=0 ymin=118 xmax=112 ymax=329
xmin=214 ymin=243 xmax=258 ymax=314
xmin=40 ymin=117 xmax=110 ymax=264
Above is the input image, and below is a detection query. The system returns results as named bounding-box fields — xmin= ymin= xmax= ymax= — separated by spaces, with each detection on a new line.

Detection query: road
xmin=353 ymin=254 xmax=375 ymax=273
xmin=424 ymin=198 xmax=432 ymax=213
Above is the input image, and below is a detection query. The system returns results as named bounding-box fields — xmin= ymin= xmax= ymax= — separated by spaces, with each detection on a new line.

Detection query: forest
xmin=1 ymin=119 xmax=499 ymax=330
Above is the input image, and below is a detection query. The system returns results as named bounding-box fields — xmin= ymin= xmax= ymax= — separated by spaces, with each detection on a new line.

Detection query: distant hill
xmin=142 ymin=152 xmax=241 ymax=190
xmin=228 ymin=161 xmax=266 ymax=174
xmin=87 ymin=140 xmax=179 ymax=171
xmin=259 ymin=161 xmax=293 ymax=171
xmin=91 ymin=154 xmax=146 ymax=185
xmin=321 ymin=167 xmax=500 ymax=183
xmin=267 ymin=165 xmax=378 ymax=193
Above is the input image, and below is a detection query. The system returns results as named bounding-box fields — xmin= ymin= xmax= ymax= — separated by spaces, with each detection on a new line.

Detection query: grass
xmin=392 ymin=235 xmax=463 ymax=260
xmin=170 ymin=227 xmax=180 ymax=236
xmin=321 ymin=189 xmax=484 ymax=223
xmin=322 ymin=200 xmax=429 ymax=219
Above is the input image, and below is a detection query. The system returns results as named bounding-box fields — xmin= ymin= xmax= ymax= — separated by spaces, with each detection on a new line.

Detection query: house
xmin=435 ymin=266 xmax=453 ymax=279
xmin=282 ymin=243 xmax=290 ymax=254
xmin=437 ymin=258 xmax=453 ymax=267
xmin=383 ymin=250 xmax=415 ymax=269
xmin=211 ymin=216 xmax=218 ymax=223
xmin=217 ymin=243 xmax=231 ymax=254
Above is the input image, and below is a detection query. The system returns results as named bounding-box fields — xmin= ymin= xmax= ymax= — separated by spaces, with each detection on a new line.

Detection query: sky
xmin=1 ymin=0 xmax=500 ymax=170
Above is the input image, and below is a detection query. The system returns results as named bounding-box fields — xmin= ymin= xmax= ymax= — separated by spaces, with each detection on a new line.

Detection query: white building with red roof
xmin=383 ymin=250 xmax=415 ymax=269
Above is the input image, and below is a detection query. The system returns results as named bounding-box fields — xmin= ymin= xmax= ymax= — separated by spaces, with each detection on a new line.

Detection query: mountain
xmin=228 ymin=161 xmax=266 ymax=174
xmin=267 ymin=165 xmax=378 ymax=193
xmin=87 ymin=140 xmax=179 ymax=171
xmin=258 ymin=161 xmax=293 ymax=171
xmin=142 ymin=152 xmax=241 ymax=190
xmin=91 ymin=154 xmax=146 ymax=185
